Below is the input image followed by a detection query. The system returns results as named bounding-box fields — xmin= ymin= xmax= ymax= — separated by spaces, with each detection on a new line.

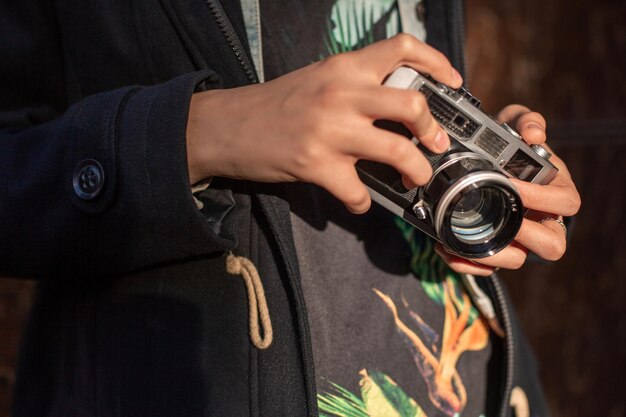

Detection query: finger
xmin=496 ymin=104 xmax=547 ymax=145
xmin=340 ymin=125 xmax=434 ymax=186
xmin=538 ymin=143 xmax=572 ymax=176
xmin=356 ymin=86 xmax=450 ymax=153
xmin=496 ymin=104 xmax=532 ymax=124
xmin=509 ymin=142 xmax=581 ymax=216
xmin=316 ymin=163 xmax=372 ymax=214
xmin=435 ymin=244 xmax=496 ymax=276
xmin=354 ymin=33 xmax=463 ymax=87
xmin=515 ymin=112 xmax=547 ymax=145
xmin=515 ymin=218 xmax=567 ymax=261
xmin=510 ymin=177 xmax=581 ymax=216
xmin=461 ymin=241 xmax=529 ymax=270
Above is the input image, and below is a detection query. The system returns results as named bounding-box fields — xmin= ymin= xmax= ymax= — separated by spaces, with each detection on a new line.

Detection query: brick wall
xmin=467 ymin=0 xmax=626 ymax=416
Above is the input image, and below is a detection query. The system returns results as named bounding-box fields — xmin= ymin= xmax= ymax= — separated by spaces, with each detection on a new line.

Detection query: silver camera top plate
xmin=385 ymin=67 xmax=558 ymax=185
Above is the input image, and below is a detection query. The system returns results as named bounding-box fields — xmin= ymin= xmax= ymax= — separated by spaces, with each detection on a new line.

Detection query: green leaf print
xmin=322 ymin=0 xmax=399 ymax=58
xmin=318 ymin=381 xmax=368 ymax=417
xmin=318 ymin=370 xmax=427 ymax=417
xmin=368 ymin=371 xmax=420 ymax=417
xmin=393 ymin=217 xmax=480 ymax=326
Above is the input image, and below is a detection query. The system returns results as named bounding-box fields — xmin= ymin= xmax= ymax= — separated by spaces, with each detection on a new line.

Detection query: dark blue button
xmin=73 ymin=159 xmax=105 ymax=200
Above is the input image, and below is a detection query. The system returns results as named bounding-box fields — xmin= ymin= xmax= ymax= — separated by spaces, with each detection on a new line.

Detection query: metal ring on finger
xmin=539 ymin=216 xmax=567 ymax=236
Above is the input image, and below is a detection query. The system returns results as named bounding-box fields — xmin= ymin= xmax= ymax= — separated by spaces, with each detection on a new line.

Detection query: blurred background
xmin=1 ymin=0 xmax=625 ymax=415
xmin=466 ymin=0 xmax=626 ymax=416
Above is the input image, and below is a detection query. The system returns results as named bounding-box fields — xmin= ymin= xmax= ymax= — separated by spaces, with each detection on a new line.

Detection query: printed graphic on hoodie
xmin=258 ymin=1 xmax=498 ymax=416
xmin=317 ymin=224 xmax=491 ymax=417
xmin=322 ymin=0 xmax=400 ymax=56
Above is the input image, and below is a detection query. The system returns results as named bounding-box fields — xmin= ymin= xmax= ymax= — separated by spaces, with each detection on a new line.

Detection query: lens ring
xmin=434 ymin=172 xmax=523 ymax=258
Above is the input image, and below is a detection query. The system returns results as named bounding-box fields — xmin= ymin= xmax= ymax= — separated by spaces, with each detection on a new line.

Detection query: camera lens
xmin=438 ymin=177 xmax=522 ymax=258
xmin=425 ymin=154 xmax=523 ymax=258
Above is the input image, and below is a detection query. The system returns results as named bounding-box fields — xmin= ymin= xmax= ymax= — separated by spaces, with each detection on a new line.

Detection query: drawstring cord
xmin=510 ymin=386 xmax=529 ymax=417
xmin=225 ymin=253 xmax=273 ymax=350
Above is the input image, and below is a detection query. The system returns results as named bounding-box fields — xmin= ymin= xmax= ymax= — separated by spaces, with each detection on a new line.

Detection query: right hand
xmin=186 ymin=33 xmax=463 ymax=213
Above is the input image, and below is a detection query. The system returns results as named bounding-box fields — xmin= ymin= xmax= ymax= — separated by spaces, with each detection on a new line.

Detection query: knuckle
xmin=391 ymin=33 xmax=418 ymax=53
xmin=320 ymin=53 xmax=353 ymax=73
xmin=386 ymin=138 xmax=412 ymax=164
xmin=315 ymin=82 xmax=347 ymax=107
xmin=344 ymin=189 xmax=370 ymax=211
xmin=292 ymin=139 xmax=323 ymax=170
xmin=406 ymin=92 xmax=427 ymax=117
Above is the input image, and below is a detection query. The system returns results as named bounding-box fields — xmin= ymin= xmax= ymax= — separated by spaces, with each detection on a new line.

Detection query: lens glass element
xmin=449 ymin=187 xmax=506 ymax=243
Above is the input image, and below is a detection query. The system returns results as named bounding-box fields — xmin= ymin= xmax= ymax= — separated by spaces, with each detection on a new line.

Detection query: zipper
xmin=257 ymin=197 xmax=319 ymax=417
xmin=203 ymin=2 xmax=316 ymax=414
xmin=449 ymin=0 xmax=467 ymax=80
xmin=205 ymin=0 xmax=258 ymax=83
xmin=489 ymin=274 xmax=515 ymax=417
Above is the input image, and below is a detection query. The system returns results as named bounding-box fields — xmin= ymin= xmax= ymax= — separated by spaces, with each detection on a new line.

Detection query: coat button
xmin=73 ymin=159 xmax=105 ymax=200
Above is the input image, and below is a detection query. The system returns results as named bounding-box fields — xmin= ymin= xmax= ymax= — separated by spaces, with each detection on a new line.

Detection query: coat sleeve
xmin=0 ymin=1 xmax=238 ymax=278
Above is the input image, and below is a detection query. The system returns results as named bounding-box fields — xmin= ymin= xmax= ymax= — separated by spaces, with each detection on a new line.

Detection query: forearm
xmin=0 ymin=72 xmax=237 ymax=278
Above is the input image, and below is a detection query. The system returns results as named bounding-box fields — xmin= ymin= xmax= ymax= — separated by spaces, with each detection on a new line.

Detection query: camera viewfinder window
xmin=504 ymin=150 xmax=542 ymax=181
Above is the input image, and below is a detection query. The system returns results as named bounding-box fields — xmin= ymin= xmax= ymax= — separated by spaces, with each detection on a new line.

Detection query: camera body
xmin=356 ymin=67 xmax=558 ymax=258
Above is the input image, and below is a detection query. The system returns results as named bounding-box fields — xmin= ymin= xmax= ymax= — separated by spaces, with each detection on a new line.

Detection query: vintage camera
xmin=356 ymin=67 xmax=558 ymax=258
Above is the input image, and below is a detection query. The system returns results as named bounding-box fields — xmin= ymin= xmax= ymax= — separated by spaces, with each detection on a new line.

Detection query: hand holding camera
xmin=435 ymin=126 xmax=580 ymax=276
xmin=357 ymin=67 xmax=580 ymax=273
xmin=186 ymin=34 xmax=580 ymax=274
xmin=186 ymin=33 xmax=460 ymax=210
xmin=357 ymin=67 xmax=580 ymax=275
xmin=358 ymin=67 xmax=557 ymax=257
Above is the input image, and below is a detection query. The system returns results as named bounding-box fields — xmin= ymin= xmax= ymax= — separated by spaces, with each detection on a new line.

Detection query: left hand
xmin=435 ymin=104 xmax=581 ymax=276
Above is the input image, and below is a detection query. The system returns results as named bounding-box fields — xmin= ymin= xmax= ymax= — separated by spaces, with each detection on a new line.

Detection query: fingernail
xmin=451 ymin=68 xmax=463 ymax=86
xmin=526 ymin=122 xmax=544 ymax=131
xmin=435 ymin=130 xmax=450 ymax=152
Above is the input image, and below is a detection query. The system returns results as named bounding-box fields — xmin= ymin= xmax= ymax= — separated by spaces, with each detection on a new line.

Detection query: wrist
xmin=186 ymin=89 xmax=221 ymax=185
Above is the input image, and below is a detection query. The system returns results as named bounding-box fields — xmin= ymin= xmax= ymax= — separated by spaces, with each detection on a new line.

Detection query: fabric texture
xmin=0 ymin=0 xmax=550 ymax=416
